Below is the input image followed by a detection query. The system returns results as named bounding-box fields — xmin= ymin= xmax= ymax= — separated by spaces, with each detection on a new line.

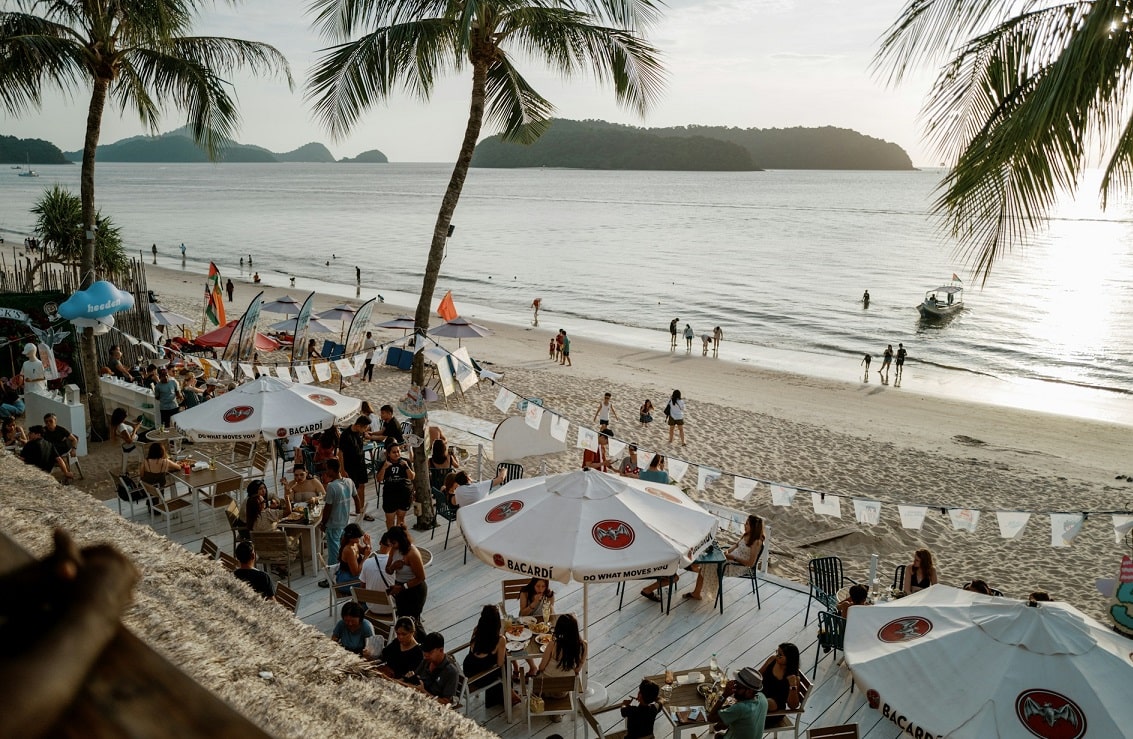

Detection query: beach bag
xmin=663 ymin=401 xmax=671 ymax=418
xmin=528 ymin=694 xmax=545 ymax=713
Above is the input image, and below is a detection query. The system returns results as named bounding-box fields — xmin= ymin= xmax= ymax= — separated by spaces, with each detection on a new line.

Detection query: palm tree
xmin=875 ymin=0 xmax=1133 ymax=285
xmin=307 ymin=0 xmax=665 ymax=524
xmin=27 ymin=185 xmax=126 ymax=290
xmin=0 ymin=0 xmax=292 ymax=434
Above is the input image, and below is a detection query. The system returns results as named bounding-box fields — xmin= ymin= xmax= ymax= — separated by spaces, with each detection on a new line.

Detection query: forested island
xmin=472 ymin=119 xmax=914 ymax=171
xmin=0 ymin=135 xmax=70 ymax=164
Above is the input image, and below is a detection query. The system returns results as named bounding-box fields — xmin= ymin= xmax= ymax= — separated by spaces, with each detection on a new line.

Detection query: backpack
xmin=663 ymin=401 xmax=671 ymax=417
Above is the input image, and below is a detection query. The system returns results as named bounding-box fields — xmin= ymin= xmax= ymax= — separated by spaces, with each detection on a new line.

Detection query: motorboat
xmin=917 ymin=282 xmax=963 ymax=318
xmin=18 ymin=168 xmax=39 ymax=177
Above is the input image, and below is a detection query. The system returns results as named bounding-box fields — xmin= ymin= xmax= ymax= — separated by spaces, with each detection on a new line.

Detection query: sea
xmin=3 ymin=162 xmax=1133 ymax=425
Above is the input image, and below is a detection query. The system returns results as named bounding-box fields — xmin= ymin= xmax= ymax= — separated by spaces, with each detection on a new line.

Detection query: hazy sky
xmin=1 ymin=0 xmax=942 ymax=165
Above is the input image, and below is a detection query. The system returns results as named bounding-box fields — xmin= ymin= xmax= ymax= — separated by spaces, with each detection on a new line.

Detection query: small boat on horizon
xmin=17 ymin=168 xmax=39 ymax=177
xmin=917 ymin=278 xmax=964 ymax=318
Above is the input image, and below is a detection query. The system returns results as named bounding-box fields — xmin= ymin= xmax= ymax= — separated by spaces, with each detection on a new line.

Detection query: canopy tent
xmin=845 ymin=585 xmax=1133 ymax=738
xmin=194 ymin=321 xmax=280 ymax=352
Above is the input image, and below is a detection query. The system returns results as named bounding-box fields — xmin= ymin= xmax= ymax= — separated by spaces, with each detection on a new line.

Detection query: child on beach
xmin=549 ymin=337 xmax=557 ymax=360
xmin=639 ymin=399 xmax=654 ymax=427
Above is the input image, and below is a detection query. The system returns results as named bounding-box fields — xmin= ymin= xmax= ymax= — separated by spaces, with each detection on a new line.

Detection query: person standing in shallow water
xmin=861 ymin=353 xmax=871 ymax=382
xmin=712 ymin=326 xmax=723 ymax=356
xmin=683 ymin=324 xmax=694 ymax=353
xmin=895 ymin=343 xmax=907 ymax=380
xmin=879 ymin=344 xmax=893 ymax=382
xmin=669 ymin=317 xmax=679 ymax=350
xmin=560 ymin=330 xmax=572 ymax=367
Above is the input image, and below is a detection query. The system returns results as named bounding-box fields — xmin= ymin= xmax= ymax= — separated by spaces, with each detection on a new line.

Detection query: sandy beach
xmin=70 ymin=262 xmax=1133 ymax=623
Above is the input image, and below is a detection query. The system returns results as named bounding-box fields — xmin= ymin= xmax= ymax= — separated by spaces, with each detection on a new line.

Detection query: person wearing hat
xmin=19 ymin=343 xmax=46 ymax=392
xmin=708 ymin=666 xmax=768 ymax=739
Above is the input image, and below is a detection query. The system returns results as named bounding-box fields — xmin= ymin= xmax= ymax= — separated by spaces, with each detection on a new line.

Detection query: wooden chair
xmin=218 ymin=551 xmax=239 ymax=572
xmin=527 ymin=674 xmax=579 ymax=736
xmin=198 ymin=477 xmax=241 ymax=528
xmin=500 ymin=578 xmax=529 ymax=616
xmin=351 ymin=586 xmax=395 ymax=637
xmin=251 ymin=530 xmax=304 ymax=586
xmin=579 ymin=701 xmax=638 ymax=739
xmin=447 ymin=640 xmax=504 ymax=719
xmin=140 ymin=481 xmax=193 ymax=537
xmin=241 ymin=451 xmax=271 ymax=486
xmin=813 ymin=611 xmax=847 ymax=678
xmin=807 ymin=724 xmax=859 ymax=739
xmin=805 ymin=556 xmax=856 ymax=625
xmin=224 ymin=501 xmax=249 ymax=551
xmin=496 ymin=462 xmax=524 ymax=484
xmin=110 ymin=472 xmax=149 ymax=520
xmin=322 ymin=554 xmax=362 ymax=616
xmin=765 ymin=673 xmax=813 ymax=739
xmin=275 ymin=584 xmax=300 ymax=615
xmin=230 ymin=441 xmax=255 ymax=471
xmin=199 ymin=537 xmax=219 ymax=559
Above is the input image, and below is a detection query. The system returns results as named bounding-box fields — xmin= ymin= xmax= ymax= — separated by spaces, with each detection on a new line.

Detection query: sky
xmin=0 ymin=0 xmax=942 ymax=165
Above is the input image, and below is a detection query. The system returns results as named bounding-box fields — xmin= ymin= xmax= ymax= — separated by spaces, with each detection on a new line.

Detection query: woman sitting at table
xmin=518 ymin=577 xmax=555 ymax=619
xmin=902 ymin=548 xmax=939 ymax=594
xmin=140 ymin=442 xmax=180 ymax=491
xmin=331 ymin=601 xmax=372 ymax=655
xmin=334 ymin=523 xmax=372 ymax=595
xmin=638 ymin=454 xmax=671 ymax=484
xmin=428 ymin=438 xmax=460 ymax=472
xmin=684 ymin=514 xmax=764 ymax=601
xmin=377 ymin=617 xmax=423 ymax=679
xmin=531 ymin=613 xmax=586 ymax=699
xmin=281 ymin=466 xmax=324 ymax=504
xmin=244 ymin=479 xmax=292 ymax=533
xmin=462 ymin=605 xmax=515 ymax=707
xmin=759 ymin=642 xmax=802 ymax=712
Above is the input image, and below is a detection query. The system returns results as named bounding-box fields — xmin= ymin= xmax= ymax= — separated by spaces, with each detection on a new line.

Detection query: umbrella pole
xmin=580 ymin=582 xmax=608 ymax=707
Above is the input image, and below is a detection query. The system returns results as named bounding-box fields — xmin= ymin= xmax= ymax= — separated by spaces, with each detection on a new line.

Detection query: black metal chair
xmin=496 ymin=462 xmax=524 ymax=484
xmin=892 ymin=564 xmax=906 ymax=591
xmin=813 ymin=611 xmax=847 ymax=677
xmin=805 ymin=556 xmax=856 ymax=625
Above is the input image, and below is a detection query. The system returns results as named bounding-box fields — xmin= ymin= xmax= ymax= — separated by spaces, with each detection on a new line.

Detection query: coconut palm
xmin=28 ymin=185 xmax=126 ymax=289
xmin=307 ymin=0 xmax=665 ymax=524
xmin=875 ymin=0 xmax=1133 ymax=284
xmin=0 ymin=0 xmax=292 ymax=433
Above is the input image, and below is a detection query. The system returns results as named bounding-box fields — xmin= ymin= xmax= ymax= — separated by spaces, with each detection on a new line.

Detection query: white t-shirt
xmin=21 ymin=358 xmax=46 ymax=388
xmin=118 ymin=422 xmax=137 ymax=451
xmin=597 ymin=401 xmax=612 ymax=423
xmin=360 ymin=553 xmax=393 ymax=598
xmin=667 ymin=399 xmax=685 ymax=421
xmin=454 ymin=480 xmax=493 ymax=508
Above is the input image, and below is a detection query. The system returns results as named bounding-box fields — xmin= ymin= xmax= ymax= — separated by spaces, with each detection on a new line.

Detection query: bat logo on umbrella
xmin=1015 ymin=689 xmax=1086 ymax=739
xmin=592 ymin=520 xmax=635 ymax=550
xmin=307 ymin=393 xmax=337 ymax=406
xmin=223 ymin=406 xmax=254 ymax=423
xmin=876 ymin=616 xmax=933 ymax=643
xmin=485 ymin=500 xmax=524 ymax=523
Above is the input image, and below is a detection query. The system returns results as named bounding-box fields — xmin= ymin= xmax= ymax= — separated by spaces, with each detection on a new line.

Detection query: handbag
xmin=528 ymin=694 xmax=545 ymax=713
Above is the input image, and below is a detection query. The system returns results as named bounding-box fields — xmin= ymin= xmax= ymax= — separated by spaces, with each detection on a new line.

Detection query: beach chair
xmin=813 ymin=611 xmax=847 ymax=678
xmin=805 ymin=556 xmax=856 ymax=625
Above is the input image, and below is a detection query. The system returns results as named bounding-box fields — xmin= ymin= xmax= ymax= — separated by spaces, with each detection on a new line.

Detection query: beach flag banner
xmin=494 ymin=387 xmax=517 ymax=413
xmin=294 ymin=365 xmax=314 ymax=384
xmin=770 ymin=484 xmax=796 ymax=507
xmin=343 ymin=298 xmax=377 ymax=358
xmin=852 ymin=499 xmax=881 ymax=525
xmin=697 ymin=466 xmax=722 ymax=492
xmin=334 ymin=358 xmax=357 ymax=377
xmin=204 ymin=262 xmax=226 ymax=327
xmin=733 ymin=476 xmax=758 ymax=501
xmin=525 ymin=402 xmax=544 ymax=430
xmin=222 ymin=292 xmax=263 ymax=363
xmin=995 ymin=511 xmax=1031 ymax=539
xmin=1111 ymin=555 xmax=1133 ymax=636
xmin=433 ymin=351 xmax=456 ymax=397
xmin=576 ymin=426 xmax=598 ymax=452
xmin=437 ymin=290 xmax=458 ymax=321
xmin=948 ymin=508 xmax=980 ymax=533
xmin=607 ymin=438 xmax=627 ymax=460
xmin=1114 ymin=515 xmax=1133 ymax=543
xmin=1051 ymin=513 xmax=1084 ymax=547
xmin=313 ymin=361 xmax=332 ymax=382
xmin=668 ymin=458 xmax=689 ymax=482
xmin=238 ymin=363 xmax=254 ymax=380
xmin=898 ymin=505 xmax=927 ymax=530
xmin=139 ymin=341 xmax=159 ymax=356
xmin=274 ymin=366 xmax=292 ymax=382
xmin=549 ymin=414 xmax=570 ymax=442
xmin=290 ymin=292 xmax=316 ymax=364
xmin=811 ymin=492 xmax=841 ymax=518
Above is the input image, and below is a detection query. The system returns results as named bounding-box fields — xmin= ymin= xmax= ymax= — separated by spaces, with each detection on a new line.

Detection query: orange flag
xmin=437 ymin=290 xmax=458 ymax=321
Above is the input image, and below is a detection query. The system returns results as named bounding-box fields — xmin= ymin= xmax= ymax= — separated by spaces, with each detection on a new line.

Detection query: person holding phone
xmin=708 ymin=667 xmax=767 ymax=739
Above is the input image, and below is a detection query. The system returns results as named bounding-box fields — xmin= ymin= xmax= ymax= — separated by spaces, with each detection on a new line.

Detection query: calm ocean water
xmin=3 ymin=162 xmax=1133 ymax=417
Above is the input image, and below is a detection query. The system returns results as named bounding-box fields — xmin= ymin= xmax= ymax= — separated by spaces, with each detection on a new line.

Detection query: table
xmin=169 ymin=453 xmax=241 ymax=533
xmin=645 ymin=666 xmax=716 ymax=739
xmin=695 ymin=544 xmax=728 ymax=614
xmin=279 ymin=504 xmax=324 ymax=577
xmin=502 ymin=617 xmax=558 ymax=723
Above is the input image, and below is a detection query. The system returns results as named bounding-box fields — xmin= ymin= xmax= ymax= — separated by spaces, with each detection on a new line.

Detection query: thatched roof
xmin=0 ymin=455 xmax=497 ymax=739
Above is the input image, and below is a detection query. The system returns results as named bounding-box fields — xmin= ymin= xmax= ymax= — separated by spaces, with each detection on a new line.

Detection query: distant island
xmin=339 ymin=149 xmax=389 ymax=163
xmin=0 ymin=135 xmax=71 ymax=164
xmin=472 ymin=119 xmax=915 ymax=171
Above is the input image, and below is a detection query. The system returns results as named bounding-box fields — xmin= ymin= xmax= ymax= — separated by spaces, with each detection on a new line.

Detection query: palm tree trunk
xmin=80 ymin=79 xmax=110 ymax=438
xmin=409 ymin=61 xmax=489 ymax=529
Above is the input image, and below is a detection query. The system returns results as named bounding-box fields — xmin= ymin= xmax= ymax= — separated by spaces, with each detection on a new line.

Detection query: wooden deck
xmin=109 ymin=499 xmax=901 ymax=738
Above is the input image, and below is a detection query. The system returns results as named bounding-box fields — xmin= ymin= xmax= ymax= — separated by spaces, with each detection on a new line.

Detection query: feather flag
xmin=437 ymin=290 xmax=458 ymax=321
xmin=205 ymin=262 xmax=226 ymax=327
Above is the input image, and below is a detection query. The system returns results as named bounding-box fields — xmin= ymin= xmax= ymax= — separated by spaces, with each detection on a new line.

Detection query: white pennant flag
xmin=576 ymin=426 xmax=598 ymax=452
xmin=811 ymin=492 xmax=841 ymax=518
xmin=494 ymin=387 xmax=517 ymax=414
xmin=525 ymin=403 xmax=544 ymax=430
xmin=1113 ymin=515 xmax=1133 ymax=544
xmin=668 ymin=458 xmax=689 ymax=482
xmin=370 ymin=347 xmax=387 ymax=366
xmin=770 ymin=484 xmax=796 ymax=507
xmin=238 ymin=362 xmax=254 ymax=379
xmin=948 ymin=508 xmax=980 ymax=533
xmin=607 ymin=438 xmax=627 ymax=460
xmin=733 ymin=476 xmax=758 ymax=501
xmin=217 ymin=359 xmax=233 ymax=377
xmin=313 ymin=361 xmax=332 ymax=382
xmin=697 ymin=466 xmax=722 ymax=491
xmin=549 ymin=414 xmax=570 ymax=442
xmin=898 ymin=505 xmax=927 ymax=530
xmin=274 ymin=366 xmax=292 ymax=382
xmin=1050 ymin=513 xmax=1084 ymax=547
xmin=354 ymin=353 xmax=368 ymax=373
xmin=294 ymin=364 xmax=315 ymax=384
xmin=852 ymin=499 xmax=881 ymax=526
xmin=996 ymin=511 xmax=1031 ymax=540
xmin=334 ymin=357 xmax=357 ymax=377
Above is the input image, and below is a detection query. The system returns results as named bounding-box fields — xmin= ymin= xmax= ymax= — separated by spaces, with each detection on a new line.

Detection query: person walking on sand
xmin=594 ymin=392 xmax=619 ymax=427
xmin=665 ymin=389 xmax=686 ymax=445
xmin=151 ymin=243 xmax=157 ymax=262
xmin=560 ymin=330 xmax=572 ymax=367
xmin=895 ymin=343 xmax=907 ymax=379
xmin=683 ymin=324 xmax=694 ymax=353
xmin=180 ymin=242 xmax=186 ymax=259
xmin=225 ymin=279 xmax=234 ymax=302
xmin=712 ymin=326 xmax=723 ymax=356
xmin=879 ymin=344 xmax=893 ymax=380
xmin=861 ymin=353 xmax=871 ymax=381
xmin=669 ymin=318 xmax=679 ymax=350
xmin=532 ymin=298 xmax=541 ymax=327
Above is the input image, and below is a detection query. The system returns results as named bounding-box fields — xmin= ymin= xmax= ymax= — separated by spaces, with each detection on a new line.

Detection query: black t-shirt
xmin=383 ymin=459 xmax=410 ymax=494
xmin=20 ymin=438 xmax=57 ymax=473
xmin=381 ymin=418 xmax=404 ymax=446
xmin=234 ymin=567 xmax=275 ymax=599
xmin=42 ymin=425 xmax=72 ymax=456
xmin=339 ymin=428 xmax=366 ymax=475
xmin=380 ymin=642 xmax=423 ymax=680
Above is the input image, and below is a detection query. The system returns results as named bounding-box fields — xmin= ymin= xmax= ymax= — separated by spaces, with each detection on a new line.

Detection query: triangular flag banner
xmin=770 ymin=484 xmax=796 ymax=507
xmin=948 ymin=508 xmax=980 ymax=533
xmin=354 ymin=354 xmax=368 ymax=373
xmin=238 ymin=363 xmax=254 ymax=379
xmin=437 ymin=291 xmax=458 ymax=321
xmin=274 ymin=366 xmax=292 ymax=381
xmin=217 ymin=359 xmax=233 ymax=377
xmin=697 ymin=466 xmax=722 ymax=492
xmin=313 ymin=361 xmax=332 ymax=382
xmin=576 ymin=426 xmax=598 ymax=452
xmin=607 ymin=438 xmax=627 ymax=460
xmin=898 ymin=505 xmax=927 ymax=530
xmin=1050 ymin=513 xmax=1084 ymax=547
xmin=525 ymin=403 xmax=544 ymax=430
xmin=668 ymin=458 xmax=689 ymax=482
xmin=494 ymin=388 xmax=517 ymax=414
xmin=197 ymin=357 xmax=212 ymax=374
xmin=733 ymin=476 xmax=757 ymax=501
xmin=996 ymin=511 xmax=1031 ymax=540
xmin=811 ymin=492 xmax=841 ymax=518
xmin=294 ymin=365 xmax=315 ymax=384
xmin=1113 ymin=515 xmax=1133 ymax=544
xmin=549 ymin=414 xmax=570 ymax=442
xmin=852 ymin=499 xmax=881 ymax=526
xmin=370 ymin=347 xmax=387 ymax=366
xmin=334 ymin=358 xmax=357 ymax=377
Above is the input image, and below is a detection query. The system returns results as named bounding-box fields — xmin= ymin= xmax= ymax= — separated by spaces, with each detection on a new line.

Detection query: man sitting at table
xmin=405 ymin=631 xmax=463 ymax=705
xmin=19 ymin=425 xmax=66 ymax=477
xmin=450 ymin=468 xmax=508 ymax=508
xmin=232 ymin=541 xmax=274 ymax=600
xmin=41 ymin=414 xmax=77 ymax=480
xmin=708 ymin=667 xmax=768 ymax=739
xmin=372 ymin=405 xmax=405 ymax=449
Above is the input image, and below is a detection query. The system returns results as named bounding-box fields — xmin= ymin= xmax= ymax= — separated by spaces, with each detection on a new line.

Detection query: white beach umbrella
xmin=845 ymin=585 xmax=1133 ymax=739
xmin=376 ymin=316 xmax=417 ymax=331
xmin=317 ymin=304 xmax=358 ymax=323
xmin=172 ymin=375 xmax=361 ymax=442
xmin=267 ymin=317 xmax=339 ymax=335
xmin=430 ymin=316 xmax=491 ymax=347
xmin=262 ymin=295 xmax=304 ymax=316
xmin=150 ymin=304 xmax=194 ymax=327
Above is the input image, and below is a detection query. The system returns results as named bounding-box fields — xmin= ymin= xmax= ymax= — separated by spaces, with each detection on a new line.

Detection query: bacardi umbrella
xmin=845 ymin=585 xmax=1133 ymax=739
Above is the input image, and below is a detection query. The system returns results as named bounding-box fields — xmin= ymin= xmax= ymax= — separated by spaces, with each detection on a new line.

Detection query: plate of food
xmin=531 ymin=622 xmax=550 ymax=634
xmin=506 ymin=640 xmax=527 ymax=652
xmin=697 ymin=684 xmax=715 ymax=697
xmin=505 ymin=625 xmax=533 ymax=641
xmin=282 ymin=512 xmax=303 ymax=522
xmin=535 ymin=634 xmax=552 ymax=646
xmin=518 ymin=616 xmax=537 ymax=626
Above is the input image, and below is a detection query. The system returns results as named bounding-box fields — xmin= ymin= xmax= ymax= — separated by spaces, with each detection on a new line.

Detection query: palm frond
xmin=110 ymin=62 xmax=164 ymax=134
xmin=0 ymin=11 xmax=87 ymax=113
xmin=574 ymin=0 xmax=664 ymax=30
xmin=169 ymin=36 xmax=293 ymax=87
xmin=309 ymin=0 xmax=455 ymax=42
xmin=484 ymin=52 xmax=553 ymax=141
